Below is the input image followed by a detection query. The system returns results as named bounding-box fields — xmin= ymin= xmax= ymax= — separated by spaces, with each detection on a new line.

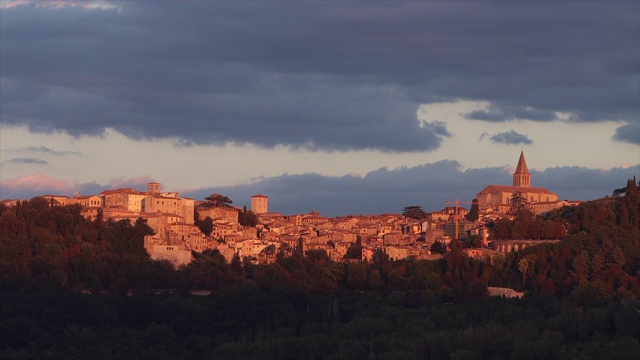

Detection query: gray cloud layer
xmin=5 ymin=158 xmax=48 ymax=165
xmin=24 ymin=146 xmax=81 ymax=156
xmin=2 ymin=162 xmax=637 ymax=216
xmin=1 ymin=1 xmax=638 ymax=149
xmin=7 ymin=146 xmax=82 ymax=156
xmin=182 ymin=163 xmax=639 ymax=216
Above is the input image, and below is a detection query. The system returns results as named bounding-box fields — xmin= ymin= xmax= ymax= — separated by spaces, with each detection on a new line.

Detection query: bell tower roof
xmin=514 ymin=151 xmax=529 ymax=175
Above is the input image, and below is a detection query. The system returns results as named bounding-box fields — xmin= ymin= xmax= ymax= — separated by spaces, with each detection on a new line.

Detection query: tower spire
xmin=513 ymin=151 xmax=530 ymax=187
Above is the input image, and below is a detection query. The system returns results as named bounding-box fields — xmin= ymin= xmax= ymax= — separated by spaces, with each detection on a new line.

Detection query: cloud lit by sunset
xmin=0 ymin=173 xmax=70 ymax=195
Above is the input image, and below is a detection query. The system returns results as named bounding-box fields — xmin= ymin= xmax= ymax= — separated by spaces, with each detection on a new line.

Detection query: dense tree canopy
xmin=238 ymin=206 xmax=258 ymax=227
xmin=466 ymin=198 xmax=479 ymax=222
xmin=203 ymin=194 xmax=233 ymax=208
xmin=402 ymin=205 xmax=427 ymax=220
xmin=0 ymin=283 xmax=637 ymax=360
xmin=195 ymin=216 xmax=214 ymax=236
xmin=510 ymin=191 xmax=527 ymax=213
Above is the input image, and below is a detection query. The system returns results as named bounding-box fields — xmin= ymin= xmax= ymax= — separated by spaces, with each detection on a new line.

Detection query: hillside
xmin=0 ymin=179 xmax=639 ymax=359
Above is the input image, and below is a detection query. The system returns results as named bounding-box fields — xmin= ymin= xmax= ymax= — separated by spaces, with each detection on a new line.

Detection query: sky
xmin=0 ymin=0 xmax=639 ymax=216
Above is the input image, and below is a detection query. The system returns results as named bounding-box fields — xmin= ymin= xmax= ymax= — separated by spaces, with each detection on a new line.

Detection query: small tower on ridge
xmin=251 ymin=194 xmax=268 ymax=214
xmin=147 ymin=181 xmax=161 ymax=195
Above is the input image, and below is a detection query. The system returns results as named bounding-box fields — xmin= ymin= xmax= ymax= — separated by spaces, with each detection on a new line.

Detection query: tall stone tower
xmin=147 ymin=181 xmax=161 ymax=195
xmin=251 ymin=194 xmax=268 ymax=214
xmin=512 ymin=151 xmax=531 ymax=187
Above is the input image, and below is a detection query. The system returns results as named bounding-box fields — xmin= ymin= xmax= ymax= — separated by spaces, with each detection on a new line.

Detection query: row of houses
xmin=143 ymin=209 xmax=447 ymax=267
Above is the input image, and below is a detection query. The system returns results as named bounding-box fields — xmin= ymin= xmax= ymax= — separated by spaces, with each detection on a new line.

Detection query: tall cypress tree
xmin=466 ymin=199 xmax=479 ymax=222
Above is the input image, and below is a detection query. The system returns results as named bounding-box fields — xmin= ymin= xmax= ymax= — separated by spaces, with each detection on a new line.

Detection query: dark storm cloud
xmin=1 ymin=1 xmax=638 ymax=150
xmin=5 ymin=157 xmax=48 ymax=165
xmin=489 ymin=130 xmax=533 ymax=145
xmin=182 ymin=162 xmax=640 ymax=216
xmin=612 ymin=122 xmax=640 ymax=145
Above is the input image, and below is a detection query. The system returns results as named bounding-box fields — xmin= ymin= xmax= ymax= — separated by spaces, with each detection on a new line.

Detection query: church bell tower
xmin=513 ymin=151 xmax=530 ymax=187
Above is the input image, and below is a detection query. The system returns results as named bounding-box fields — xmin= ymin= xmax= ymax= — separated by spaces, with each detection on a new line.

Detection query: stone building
xmin=68 ymin=195 xmax=103 ymax=208
xmin=144 ymin=235 xmax=192 ymax=268
xmin=197 ymin=206 xmax=239 ymax=224
xmin=40 ymin=195 xmax=69 ymax=206
xmin=101 ymin=188 xmax=147 ymax=212
xmin=142 ymin=192 xmax=194 ymax=224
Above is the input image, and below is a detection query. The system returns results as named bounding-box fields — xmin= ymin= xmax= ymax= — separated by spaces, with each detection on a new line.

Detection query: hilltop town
xmin=1 ymin=153 xmax=639 ymax=360
xmin=1 ymin=151 xmax=583 ymax=268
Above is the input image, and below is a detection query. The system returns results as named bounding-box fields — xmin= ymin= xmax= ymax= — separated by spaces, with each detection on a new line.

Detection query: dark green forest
xmin=0 ymin=179 xmax=639 ymax=359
